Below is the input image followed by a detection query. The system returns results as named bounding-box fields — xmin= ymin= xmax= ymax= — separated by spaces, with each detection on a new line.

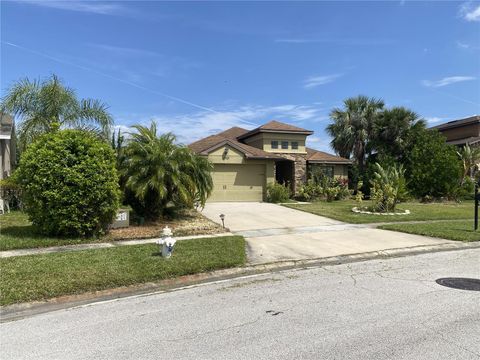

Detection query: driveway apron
xmin=202 ymin=202 xmax=455 ymax=264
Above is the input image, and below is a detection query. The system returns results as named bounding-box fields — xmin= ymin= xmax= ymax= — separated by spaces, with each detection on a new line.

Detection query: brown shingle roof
xmin=216 ymin=126 xmax=249 ymax=139
xmin=237 ymin=120 xmax=313 ymax=140
xmin=189 ymin=134 xmax=226 ymax=154
xmin=188 ymin=128 xmax=282 ymax=159
xmin=259 ymin=120 xmax=312 ymax=132
xmin=306 ymin=147 xmax=351 ymax=164
xmin=430 ymin=115 xmax=480 ymax=130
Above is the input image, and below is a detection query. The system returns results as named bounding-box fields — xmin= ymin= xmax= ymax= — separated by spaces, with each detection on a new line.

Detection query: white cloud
xmin=303 ymin=74 xmax=344 ymax=89
xmin=456 ymin=41 xmax=480 ymax=50
xmin=424 ymin=117 xmax=446 ymax=125
xmin=306 ymin=136 xmax=333 ymax=153
xmin=114 ymin=104 xmax=326 ymax=145
xmin=421 ymin=76 xmax=476 ymax=87
xmin=460 ymin=2 xmax=480 ymax=21
xmin=15 ymin=0 xmax=129 ymax=15
xmin=457 ymin=41 xmax=471 ymax=49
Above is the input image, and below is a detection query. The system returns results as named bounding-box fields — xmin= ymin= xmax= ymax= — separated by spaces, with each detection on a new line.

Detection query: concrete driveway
xmin=202 ymin=202 xmax=455 ymax=264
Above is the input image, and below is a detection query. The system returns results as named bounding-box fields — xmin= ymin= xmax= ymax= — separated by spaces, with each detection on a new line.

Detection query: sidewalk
xmin=0 ymin=232 xmax=234 ymax=258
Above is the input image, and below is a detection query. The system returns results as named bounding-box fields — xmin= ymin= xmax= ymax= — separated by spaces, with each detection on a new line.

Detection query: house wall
xmin=243 ymin=133 xmax=307 ymax=154
xmin=438 ymin=123 xmax=480 ymax=142
xmin=0 ymin=139 xmax=11 ymax=180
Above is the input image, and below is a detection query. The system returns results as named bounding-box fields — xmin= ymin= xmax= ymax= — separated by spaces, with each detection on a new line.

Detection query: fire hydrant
xmin=156 ymin=226 xmax=176 ymax=258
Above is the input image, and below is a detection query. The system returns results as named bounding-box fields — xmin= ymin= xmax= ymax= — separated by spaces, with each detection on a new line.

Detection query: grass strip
xmin=284 ymin=200 xmax=472 ymax=224
xmin=379 ymin=220 xmax=479 ymax=242
xmin=0 ymin=235 xmax=246 ymax=306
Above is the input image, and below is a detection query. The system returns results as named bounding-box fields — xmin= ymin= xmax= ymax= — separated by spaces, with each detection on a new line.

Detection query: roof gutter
xmin=307 ymin=160 xmax=352 ymax=164
xmin=238 ymin=129 xmax=313 ymax=140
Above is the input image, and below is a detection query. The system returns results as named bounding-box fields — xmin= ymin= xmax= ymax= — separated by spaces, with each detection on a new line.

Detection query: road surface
xmin=1 ymin=249 xmax=479 ymax=359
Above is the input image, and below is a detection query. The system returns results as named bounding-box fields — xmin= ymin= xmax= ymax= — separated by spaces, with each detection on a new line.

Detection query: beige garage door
xmin=209 ymin=164 xmax=265 ymax=202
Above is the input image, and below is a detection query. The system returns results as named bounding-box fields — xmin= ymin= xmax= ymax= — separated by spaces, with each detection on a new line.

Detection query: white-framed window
xmin=281 ymin=141 xmax=288 ymax=149
xmin=291 ymin=142 xmax=298 ymax=150
xmin=271 ymin=140 xmax=278 ymax=149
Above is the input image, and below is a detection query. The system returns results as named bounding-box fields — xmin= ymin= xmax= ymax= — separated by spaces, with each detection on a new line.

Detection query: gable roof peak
xmin=237 ymin=120 xmax=313 ymax=140
xmin=259 ymin=120 xmax=311 ymax=132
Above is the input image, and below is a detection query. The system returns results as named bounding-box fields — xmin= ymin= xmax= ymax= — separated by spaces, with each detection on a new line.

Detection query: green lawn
xmin=0 ymin=212 xmax=92 ymax=251
xmin=0 ymin=210 xmax=225 ymax=251
xmin=379 ymin=220 xmax=480 ymax=242
xmin=284 ymin=200 xmax=473 ymax=224
xmin=0 ymin=235 xmax=246 ymax=306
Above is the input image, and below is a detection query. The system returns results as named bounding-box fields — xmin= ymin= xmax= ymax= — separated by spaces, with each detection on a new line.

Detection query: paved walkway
xmin=0 ymin=232 xmax=233 ymax=259
xmin=202 ymin=202 xmax=461 ymax=264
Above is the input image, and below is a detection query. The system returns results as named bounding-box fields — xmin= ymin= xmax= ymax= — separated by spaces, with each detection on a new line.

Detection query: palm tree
xmin=373 ymin=107 xmax=426 ymax=159
xmin=457 ymin=143 xmax=480 ymax=184
xmin=327 ymin=95 xmax=384 ymax=173
xmin=1 ymin=74 xmax=113 ymax=151
xmin=121 ymin=121 xmax=213 ymax=219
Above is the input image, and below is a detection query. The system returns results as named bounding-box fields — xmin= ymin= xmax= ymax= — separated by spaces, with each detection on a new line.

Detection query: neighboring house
xmin=0 ymin=112 xmax=16 ymax=180
xmin=189 ymin=120 xmax=351 ymax=202
xmin=431 ymin=115 xmax=480 ymax=148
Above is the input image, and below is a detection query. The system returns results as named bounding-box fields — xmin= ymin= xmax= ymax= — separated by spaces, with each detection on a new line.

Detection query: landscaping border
xmin=352 ymin=207 xmax=411 ymax=216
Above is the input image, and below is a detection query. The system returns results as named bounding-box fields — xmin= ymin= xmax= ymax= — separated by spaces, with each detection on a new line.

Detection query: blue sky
xmin=1 ymin=1 xmax=479 ymax=152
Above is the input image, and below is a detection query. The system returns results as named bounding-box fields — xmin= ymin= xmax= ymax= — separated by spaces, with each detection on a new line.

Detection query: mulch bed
xmin=106 ymin=209 xmax=226 ymax=241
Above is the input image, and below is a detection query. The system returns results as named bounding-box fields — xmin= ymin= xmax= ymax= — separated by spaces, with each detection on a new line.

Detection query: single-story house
xmin=0 ymin=112 xmax=16 ymax=180
xmin=189 ymin=120 xmax=351 ymax=202
xmin=431 ymin=115 xmax=480 ymax=148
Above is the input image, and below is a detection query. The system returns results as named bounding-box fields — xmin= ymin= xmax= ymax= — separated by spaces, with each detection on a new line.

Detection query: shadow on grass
xmin=0 ymin=225 xmax=44 ymax=239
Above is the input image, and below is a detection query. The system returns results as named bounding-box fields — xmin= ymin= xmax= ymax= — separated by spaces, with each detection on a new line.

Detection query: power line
xmin=1 ymin=41 xmax=259 ymax=126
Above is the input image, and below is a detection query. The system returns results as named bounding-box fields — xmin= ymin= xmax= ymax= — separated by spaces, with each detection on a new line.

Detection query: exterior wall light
xmin=222 ymin=147 xmax=229 ymax=160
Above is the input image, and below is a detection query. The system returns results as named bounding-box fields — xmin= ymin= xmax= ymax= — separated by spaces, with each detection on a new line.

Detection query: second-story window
xmin=291 ymin=142 xmax=298 ymax=150
xmin=281 ymin=141 xmax=289 ymax=149
xmin=271 ymin=140 xmax=278 ymax=149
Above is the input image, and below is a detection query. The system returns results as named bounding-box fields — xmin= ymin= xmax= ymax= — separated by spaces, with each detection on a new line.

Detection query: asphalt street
xmin=1 ymin=249 xmax=479 ymax=360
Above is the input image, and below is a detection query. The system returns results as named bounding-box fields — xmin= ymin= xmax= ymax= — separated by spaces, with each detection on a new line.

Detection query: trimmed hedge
xmin=14 ymin=130 xmax=120 ymax=237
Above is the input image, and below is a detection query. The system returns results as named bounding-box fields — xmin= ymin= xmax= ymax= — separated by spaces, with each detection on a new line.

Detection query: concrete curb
xmin=1 ymin=241 xmax=479 ymax=323
xmin=0 ymin=232 xmax=234 ymax=258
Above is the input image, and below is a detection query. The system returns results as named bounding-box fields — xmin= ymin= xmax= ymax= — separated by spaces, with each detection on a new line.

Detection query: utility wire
xmin=1 ymin=41 xmax=259 ymax=126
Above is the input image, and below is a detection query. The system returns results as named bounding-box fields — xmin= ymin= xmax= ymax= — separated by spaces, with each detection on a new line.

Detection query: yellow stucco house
xmin=189 ymin=120 xmax=351 ymax=202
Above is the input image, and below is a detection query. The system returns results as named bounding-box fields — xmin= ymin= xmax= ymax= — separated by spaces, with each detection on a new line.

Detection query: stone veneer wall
xmin=273 ymin=153 xmax=307 ymax=194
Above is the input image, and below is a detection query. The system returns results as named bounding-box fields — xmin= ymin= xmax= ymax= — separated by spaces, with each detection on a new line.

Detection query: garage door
xmin=209 ymin=164 xmax=265 ymax=202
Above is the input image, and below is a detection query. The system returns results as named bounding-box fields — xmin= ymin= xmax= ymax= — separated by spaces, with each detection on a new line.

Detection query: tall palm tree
xmin=1 ymin=74 xmax=113 ymax=151
xmin=373 ymin=107 xmax=425 ymax=159
xmin=457 ymin=143 xmax=480 ymax=184
xmin=121 ymin=121 xmax=213 ymax=219
xmin=327 ymin=95 xmax=384 ymax=173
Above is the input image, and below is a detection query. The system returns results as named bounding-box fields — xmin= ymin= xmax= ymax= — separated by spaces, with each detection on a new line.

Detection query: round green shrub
xmin=14 ymin=130 xmax=120 ymax=237
xmin=404 ymin=129 xmax=462 ymax=199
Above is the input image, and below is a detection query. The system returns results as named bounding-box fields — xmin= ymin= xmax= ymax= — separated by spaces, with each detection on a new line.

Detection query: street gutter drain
xmin=435 ymin=278 xmax=480 ymax=291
